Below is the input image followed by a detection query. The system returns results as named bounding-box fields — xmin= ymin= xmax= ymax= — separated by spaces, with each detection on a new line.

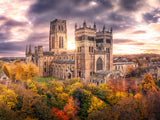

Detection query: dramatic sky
xmin=0 ymin=0 xmax=160 ymax=57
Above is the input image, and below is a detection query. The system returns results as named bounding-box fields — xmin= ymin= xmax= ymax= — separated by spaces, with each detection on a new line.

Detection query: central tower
xmin=75 ymin=21 xmax=96 ymax=83
xmin=49 ymin=19 xmax=67 ymax=54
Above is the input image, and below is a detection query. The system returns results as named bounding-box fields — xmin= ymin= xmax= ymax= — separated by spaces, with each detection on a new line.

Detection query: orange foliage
xmin=52 ymin=107 xmax=69 ymax=120
xmin=52 ymin=97 xmax=78 ymax=120
xmin=107 ymin=77 xmax=124 ymax=93
xmin=63 ymin=96 xmax=78 ymax=119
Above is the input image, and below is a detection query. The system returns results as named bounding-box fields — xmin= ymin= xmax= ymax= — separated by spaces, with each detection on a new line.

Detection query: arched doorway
xmin=97 ymin=57 xmax=103 ymax=71
xmin=68 ymin=73 xmax=71 ymax=79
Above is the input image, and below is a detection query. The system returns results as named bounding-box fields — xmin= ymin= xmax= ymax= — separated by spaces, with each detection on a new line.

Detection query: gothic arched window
xmin=96 ymin=57 xmax=103 ymax=71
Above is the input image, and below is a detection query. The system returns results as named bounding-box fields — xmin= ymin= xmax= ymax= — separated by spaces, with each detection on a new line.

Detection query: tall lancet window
xmin=52 ymin=36 xmax=55 ymax=49
xmin=59 ymin=36 xmax=61 ymax=48
xmin=97 ymin=57 xmax=103 ymax=71
xmin=62 ymin=37 xmax=64 ymax=48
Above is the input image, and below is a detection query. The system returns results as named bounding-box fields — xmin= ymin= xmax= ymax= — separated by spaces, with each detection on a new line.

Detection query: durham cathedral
xmin=26 ymin=19 xmax=113 ymax=84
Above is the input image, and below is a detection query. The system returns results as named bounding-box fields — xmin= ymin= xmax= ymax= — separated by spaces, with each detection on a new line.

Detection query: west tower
xmin=49 ymin=19 xmax=67 ymax=54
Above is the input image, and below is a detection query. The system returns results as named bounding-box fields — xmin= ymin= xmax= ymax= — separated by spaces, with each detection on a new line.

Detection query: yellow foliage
xmin=2 ymin=61 xmax=39 ymax=82
xmin=88 ymin=96 xmax=107 ymax=113
xmin=2 ymin=63 xmax=11 ymax=78
xmin=57 ymin=93 xmax=69 ymax=102
xmin=24 ymin=62 xmax=39 ymax=80
xmin=134 ymin=93 xmax=142 ymax=100
xmin=116 ymin=92 xmax=127 ymax=100
xmin=27 ymin=79 xmax=38 ymax=93
xmin=0 ymin=60 xmax=4 ymax=72
xmin=0 ymin=89 xmax=17 ymax=109
xmin=141 ymin=74 xmax=156 ymax=93
xmin=68 ymin=82 xmax=83 ymax=95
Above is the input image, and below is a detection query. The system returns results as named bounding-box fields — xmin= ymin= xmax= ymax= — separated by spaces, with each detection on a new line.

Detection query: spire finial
xmin=103 ymin=25 xmax=105 ymax=32
xmin=110 ymin=27 xmax=112 ymax=33
xmin=83 ymin=20 xmax=86 ymax=28
xmin=94 ymin=22 xmax=96 ymax=30
xmin=26 ymin=45 xmax=28 ymax=55
xmin=29 ymin=44 xmax=32 ymax=54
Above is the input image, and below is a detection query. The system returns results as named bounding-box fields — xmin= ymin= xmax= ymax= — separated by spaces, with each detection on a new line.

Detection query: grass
xmin=33 ymin=76 xmax=61 ymax=85
xmin=131 ymin=77 xmax=138 ymax=79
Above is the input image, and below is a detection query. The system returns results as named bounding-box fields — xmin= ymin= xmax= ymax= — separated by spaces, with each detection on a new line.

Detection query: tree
xmin=0 ymin=103 xmax=19 ymax=120
xmin=126 ymin=65 xmax=135 ymax=76
xmin=87 ymin=96 xmax=107 ymax=113
xmin=139 ymin=74 xmax=157 ymax=94
xmin=52 ymin=97 xmax=79 ymax=120
xmin=72 ymin=88 xmax=92 ymax=119
xmin=2 ymin=63 xmax=12 ymax=79
xmin=52 ymin=107 xmax=69 ymax=120
xmin=2 ymin=61 xmax=39 ymax=82
xmin=0 ymin=85 xmax=17 ymax=109
xmin=24 ymin=62 xmax=39 ymax=80
xmin=63 ymin=96 xmax=79 ymax=119
xmin=0 ymin=60 xmax=4 ymax=72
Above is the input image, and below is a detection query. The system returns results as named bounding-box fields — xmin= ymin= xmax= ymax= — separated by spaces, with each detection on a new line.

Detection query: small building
xmin=90 ymin=70 xmax=125 ymax=86
xmin=113 ymin=62 xmax=138 ymax=74
xmin=146 ymin=66 xmax=160 ymax=80
xmin=0 ymin=72 xmax=11 ymax=87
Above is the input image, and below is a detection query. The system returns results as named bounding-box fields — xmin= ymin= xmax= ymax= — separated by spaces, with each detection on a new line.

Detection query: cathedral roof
xmin=43 ymin=51 xmax=54 ymax=56
xmin=52 ymin=59 xmax=75 ymax=64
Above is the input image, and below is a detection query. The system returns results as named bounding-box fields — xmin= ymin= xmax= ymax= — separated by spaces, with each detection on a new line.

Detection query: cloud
xmin=119 ymin=0 xmax=146 ymax=11
xmin=114 ymin=39 xmax=134 ymax=44
xmin=143 ymin=49 xmax=160 ymax=53
xmin=143 ymin=9 xmax=160 ymax=23
xmin=4 ymin=19 xmax=27 ymax=27
xmin=131 ymin=30 xmax=147 ymax=34
xmin=0 ymin=41 xmax=25 ymax=52
xmin=114 ymin=38 xmax=145 ymax=45
xmin=0 ymin=0 xmax=160 ymax=57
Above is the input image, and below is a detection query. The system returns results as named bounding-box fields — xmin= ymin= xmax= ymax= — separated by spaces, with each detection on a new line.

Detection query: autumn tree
xmin=0 ymin=60 xmax=4 ymax=72
xmin=63 ymin=96 xmax=79 ymax=119
xmin=52 ymin=96 xmax=79 ymax=120
xmin=125 ymin=65 xmax=136 ymax=77
xmin=139 ymin=74 xmax=157 ymax=94
xmin=2 ymin=61 xmax=39 ymax=82
xmin=72 ymin=88 xmax=92 ymax=119
xmin=0 ymin=84 xmax=17 ymax=109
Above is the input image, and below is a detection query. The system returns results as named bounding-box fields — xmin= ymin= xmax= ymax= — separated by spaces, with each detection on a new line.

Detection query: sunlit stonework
xmin=25 ymin=19 xmax=113 ymax=83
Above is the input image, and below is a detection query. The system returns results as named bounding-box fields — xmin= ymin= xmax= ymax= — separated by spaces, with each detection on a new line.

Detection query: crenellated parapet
xmin=75 ymin=21 xmax=96 ymax=32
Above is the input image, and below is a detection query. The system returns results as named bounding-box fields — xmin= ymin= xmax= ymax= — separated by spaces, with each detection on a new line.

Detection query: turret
xmin=35 ymin=46 xmax=38 ymax=55
xmin=93 ymin=22 xmax=96 ymax=30
xmin=29 ymin=44 xmax=32 ymax=54
xmin=83 ymin=20 xmax=86 ymax=28
xmin=38 ymin=46 xmax=43 ymax=57
xmin=103 ymin=25 xmax=105 ymax=32
xmin=75 ymin=23 xmax=77 ymax=30
xmin=110 ymin=27 xmax=112 ymax=33
xmin=26 ymin=45 xmax=28 ymax=56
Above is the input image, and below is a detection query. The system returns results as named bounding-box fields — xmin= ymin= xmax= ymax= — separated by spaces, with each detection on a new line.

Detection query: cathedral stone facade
xmin=26 ymin=19 xmax=113 ymax=83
